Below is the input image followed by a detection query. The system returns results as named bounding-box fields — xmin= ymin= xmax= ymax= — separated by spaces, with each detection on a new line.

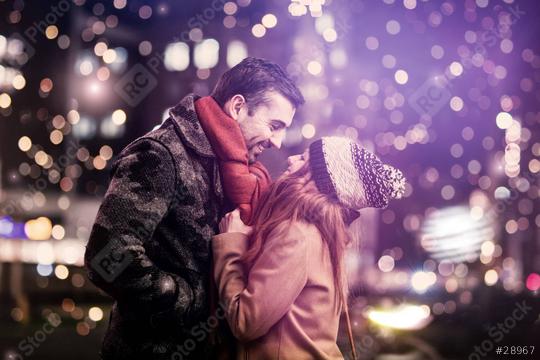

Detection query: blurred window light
xmin=288 ymin=2 xmax=308 ymax=16
xmin=450 ymin=96 xmax=464 ymax=111
xmin=365 ymin=36 xmax=379 ymax=50
xmin=0 ymin=93 xmax=12 ymax=108
xmin=223 ymin=2 xmax=238 ymax=15
xmin=301 ymin=123 xmax=316 ymax=139
xmin=55 ymin=264 xmax=69 ymax=279
xmin=262 ymin=13 xmax=278 ymax=28
xmin=0 ymin=35 xmax=7 ymax=58
xmin=25 ymin=217 xmax=53 ymax=241
xmin=45 ymin=25 xmax=59 ymax=40
xmin=496 ymin=112 xmax=513 ymax=129
xmin=431 ymin=45 xmax=444 ymax=59
xmin=79 ymin=60 xmax=93 ymax=76
xmin=394 ymin=69 xmax=408 ymax=84
xmin=52 ymin=225 xmax=66 ymax=240
xmin=315 ymin=13 xmax=334 ymax=34
xmin=18 ymin=136 xmax=32 ymax=152
xmin=7 ymin=37 xmax=24 ymax=56
xmin=72 ymin=116 xmax=97 ymax=139
xmin=37 ymin=264 xmax=53 ymax=276
xmin=114 ymin=47 xmax=128 ymax=63
xmin=189 ymin=28 xmax=204 ymax=42
xmin=322 ymin=28 xmax=337 ymax=42
xmin=419 ymin=205 xmax=496 ymax=263
xmin=96 ymin=67 xmax=110 ymax=81
xmin=484 ymin=269 xmax=498 ymax=286
xmin=100 ymin=145 xmax=114 ymax=160
xmin=164 ymin=42 xmax=190 ymax=71
xmin=40 ymin=78 xmax=53 ymax=93
xmin=378 ymin=255 xmax=395 ymax=272
xmin=251 ymin=24 xmax=266 ymax=38
xmin=382 ymin=54 xmax=396 ymax=69
xmin=449 ymin=61 xmax=464 ymax=76
xmin=1 ymin=66 xmax=19 ymax=88
xmin=113 ymin=0 xmax=127 ymax=10
xmin=101 ymin=116 xmax=125 ymax=139
xmin=526 ymin=273 xmax=540 ymax=292
xmin=307 ymin=60 xmax=322 ymax=76
xmin=227 ymin=40 xmax=248 ymax=68
xmin=368 ymin=304 xmax=432 ymax=330
xmin=102 ymin=49 xmax=117 ymax=64
xmin=411 ymin=271 xmax=437 ymax=293
xmin=138 ymin=40 xmax=152 ymax=56
xmin=223 ymin=16 xmax=236 ymax=29
xmin=89 ymin=307 xmax=104 ymax=321
xmin=403 ymin=0 xmax=417 ymax=9
xmin=194 ymin=39 xmax=219 ymax=69
xmin=94 ymin=41 xmax=108 ymax=56
xmin=67 ymin=110 xmax=80 ymax=125
xmin=329 ymin=48 xmax=347 ymax=69
xmin=74 ymin=53 xmax=98 ymax=76
xmin=386 ymin=20 xmax=401 ymax=35
xmin=111 ymin=109 xmax=127 ymax=125
xmin=12 ymin=74 xmax=26 ymax=89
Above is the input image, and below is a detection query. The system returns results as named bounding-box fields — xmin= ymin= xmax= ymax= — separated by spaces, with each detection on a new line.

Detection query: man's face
xmin=235 ymin=91 xmax=296 ymax=163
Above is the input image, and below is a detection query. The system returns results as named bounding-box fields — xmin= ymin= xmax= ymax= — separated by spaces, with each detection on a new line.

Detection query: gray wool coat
xmin=85 ymin=94 xmax=229 ymax=360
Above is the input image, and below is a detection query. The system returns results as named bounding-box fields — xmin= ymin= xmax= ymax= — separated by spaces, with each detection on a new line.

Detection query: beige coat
xmin=212 ymin=220 xmax=344 ymax=359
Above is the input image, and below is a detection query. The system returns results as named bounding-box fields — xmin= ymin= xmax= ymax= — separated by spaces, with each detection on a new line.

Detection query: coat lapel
xmin=169 ymin=94 xmax=214 ymax=158
xmin=169 ymin=94 xmax=224 ymax=201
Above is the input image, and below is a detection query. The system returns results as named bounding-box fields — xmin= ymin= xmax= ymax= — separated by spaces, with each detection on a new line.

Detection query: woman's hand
xmin=219 ymin=209 xmax=253 ymax=236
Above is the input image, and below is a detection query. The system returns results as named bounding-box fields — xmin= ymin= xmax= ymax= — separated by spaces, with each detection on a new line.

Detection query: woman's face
xmin=284 ymin=149 xmax=310 ymax=175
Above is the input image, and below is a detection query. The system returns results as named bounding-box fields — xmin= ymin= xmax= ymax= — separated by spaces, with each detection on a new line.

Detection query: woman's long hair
xmin=242 ymin=160 xmax=355 ymax=303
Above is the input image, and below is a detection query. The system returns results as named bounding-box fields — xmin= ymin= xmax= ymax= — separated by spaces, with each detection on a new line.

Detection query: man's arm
xmin=84 ymin=138 xmax=193 ymax=327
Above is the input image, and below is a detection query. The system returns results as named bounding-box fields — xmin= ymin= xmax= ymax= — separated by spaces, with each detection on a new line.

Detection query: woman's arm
xmin=212 ymin=220 xmax=308 ymax=342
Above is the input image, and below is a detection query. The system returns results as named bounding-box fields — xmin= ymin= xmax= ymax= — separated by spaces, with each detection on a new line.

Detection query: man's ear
xmin=224 ymin=94 xmax=246 ymax=120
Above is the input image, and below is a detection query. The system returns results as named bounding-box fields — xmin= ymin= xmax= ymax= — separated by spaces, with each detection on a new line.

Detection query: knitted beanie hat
xmin=309 ymin=137 xmax=406 ymax=210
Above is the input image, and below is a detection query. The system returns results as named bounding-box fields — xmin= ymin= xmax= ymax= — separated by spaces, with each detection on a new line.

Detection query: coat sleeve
xmin=84 ymin=138 xmax=193 ymax=327
xmin=212 ymin=222 xmax=308 ymax=342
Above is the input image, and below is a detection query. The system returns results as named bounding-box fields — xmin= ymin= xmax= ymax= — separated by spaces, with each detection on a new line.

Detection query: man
xmin=84 ymin=57 xmax=304 ymax=360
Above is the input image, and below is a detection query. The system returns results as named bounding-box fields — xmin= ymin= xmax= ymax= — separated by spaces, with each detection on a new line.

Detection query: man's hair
xmin=211 ymin=57 xmax=305 ymax=113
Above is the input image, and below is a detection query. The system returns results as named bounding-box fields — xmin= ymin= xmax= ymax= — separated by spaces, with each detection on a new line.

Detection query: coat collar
xmin=169 ymin=94 xmax=215 ymax=158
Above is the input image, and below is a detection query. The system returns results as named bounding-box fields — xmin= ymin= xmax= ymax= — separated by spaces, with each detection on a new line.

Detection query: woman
xmin=213 ymin=137 xmax=406 ymax=359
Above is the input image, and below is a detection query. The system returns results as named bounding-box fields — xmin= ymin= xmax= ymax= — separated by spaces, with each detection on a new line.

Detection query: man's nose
xmin=269 ymin=132 xmax=284 ymax=149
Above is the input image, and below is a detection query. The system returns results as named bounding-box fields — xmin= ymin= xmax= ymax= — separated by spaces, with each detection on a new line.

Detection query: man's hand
xmin=219 ymin=209 xmax=253 ymax=236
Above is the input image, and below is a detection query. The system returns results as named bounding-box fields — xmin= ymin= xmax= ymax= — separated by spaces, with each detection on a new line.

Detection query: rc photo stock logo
xmin=407 ymin=3 xmax=525 ymax=119
xmin=11 ymin=0 xmax=73 ymax=65
xmin=468 ymin=300 xmax=534 ymax=360
xmin=114 ymin=0 xmax=229 ymax=107
xmin=90 ymin=239 xmax=134 ymax=283
xmin=5 ymin=313 xmax=62 ymax=360
xmin=114 ymin=62 xmax=159 ymax=107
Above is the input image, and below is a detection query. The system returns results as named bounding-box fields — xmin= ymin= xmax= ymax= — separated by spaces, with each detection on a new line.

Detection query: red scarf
xmin=195 ymin=96 xmax=271 ymax=224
